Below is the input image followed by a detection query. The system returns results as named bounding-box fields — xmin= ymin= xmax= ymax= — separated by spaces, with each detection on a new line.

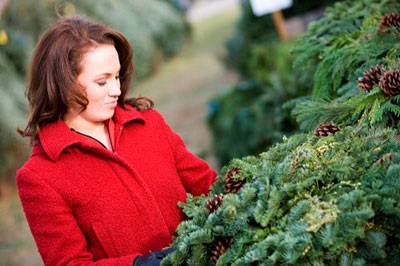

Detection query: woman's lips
xmin=106 ymin=101 xmax=118 ymax=108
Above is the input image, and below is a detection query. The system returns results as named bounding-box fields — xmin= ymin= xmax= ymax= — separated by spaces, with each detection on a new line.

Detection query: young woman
xmin=17 ymin=16 xmax=216 ymax=265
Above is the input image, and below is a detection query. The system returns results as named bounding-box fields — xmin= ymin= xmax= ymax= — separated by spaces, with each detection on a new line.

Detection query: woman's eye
xmin=97 ymin=81 xmax=106 ymax=86
xmin=115 ymin=75 xmax=120 ymax=80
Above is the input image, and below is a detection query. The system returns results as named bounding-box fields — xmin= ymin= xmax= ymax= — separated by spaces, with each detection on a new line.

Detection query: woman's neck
xmin=64 ymin=118 xmax=113 ymax=150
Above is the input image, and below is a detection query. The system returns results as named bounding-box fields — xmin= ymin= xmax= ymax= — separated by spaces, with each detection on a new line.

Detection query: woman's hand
xmin=133 ymin=248 xmax=175 ymax=266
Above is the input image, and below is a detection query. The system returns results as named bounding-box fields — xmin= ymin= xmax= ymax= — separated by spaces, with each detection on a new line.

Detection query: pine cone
xmin=313 ymin=121 xmax=341 ymax=137
xmin=223 ymin=166 xmax=246 ymax=194
xmin=209 ymin=238 xmax=232 ymax=263
xmin=378 ymin=13 xmax=400 ymax=34
xmin=379 ymin=69 xmax=400 ymax=96
xmin=358 ymin=65 xmax=385 ymax=92
xmin=377 ymin=153 xmax=394 ymax=165
xmin=205 ymin=193 xmax=224 ymax=213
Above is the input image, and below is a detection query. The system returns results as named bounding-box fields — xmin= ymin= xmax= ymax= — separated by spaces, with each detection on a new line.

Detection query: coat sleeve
xmin=16 ymin=167 xmax=139 ymax=266
xmin=157 ymin=112 xmax=217 ymax=196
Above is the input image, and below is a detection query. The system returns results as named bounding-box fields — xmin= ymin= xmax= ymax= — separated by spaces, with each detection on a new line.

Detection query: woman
xmin=17 ymin=16 xmax=216 ymax=265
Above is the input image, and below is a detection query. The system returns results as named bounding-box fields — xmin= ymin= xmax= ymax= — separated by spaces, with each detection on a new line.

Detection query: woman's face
xmin=65 ymin=44 xmax=121 ymax=127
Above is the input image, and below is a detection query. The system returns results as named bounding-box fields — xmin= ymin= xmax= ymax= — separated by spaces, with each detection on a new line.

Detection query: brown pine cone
xmin=358 ymin=65 xmax=385 ymax=92
xmin=205 ymin=193 xmax=224 ymax=213
xmin=378 ymin=13 xmax=400 ymax=34
xmin=379 ymin=69 xmax=400 ymax=96
xmin=209 ymin=238 xmax=232 ymax=263
xmin=223 ymin=166 xmax=246 ymax=194
xmin=314 ymin=121 xmax=341 ymax=137
xmin=377 ymin=153 xmax=394 ymax=165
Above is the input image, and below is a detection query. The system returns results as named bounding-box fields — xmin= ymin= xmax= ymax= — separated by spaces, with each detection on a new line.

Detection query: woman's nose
xmin=109 ymin=86 xmax=121 ymax=97
xmin=109 ymin=78 xmax=121 ymax=96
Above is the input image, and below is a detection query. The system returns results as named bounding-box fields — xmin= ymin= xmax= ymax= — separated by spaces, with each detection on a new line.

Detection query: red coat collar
xmin=36 ymin=105 xmax=145 ymax=161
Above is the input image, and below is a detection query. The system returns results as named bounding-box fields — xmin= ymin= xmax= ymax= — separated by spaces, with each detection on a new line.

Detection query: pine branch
xmin=292 ymin=99 xmax=355 ymax=131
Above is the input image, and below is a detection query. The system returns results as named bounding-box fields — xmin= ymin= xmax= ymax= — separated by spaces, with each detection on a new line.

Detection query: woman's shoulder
xmin=120 ymin=105 xmax=165 ymax=122
xmin=140 ymin=107 xmax=164 ymax=119
xmin=115 ymin=106 xmax=169 ymax=133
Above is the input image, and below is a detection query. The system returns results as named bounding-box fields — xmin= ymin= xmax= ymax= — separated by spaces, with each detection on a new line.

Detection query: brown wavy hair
xmin=18 ymin=16 xmax=153 ymax=144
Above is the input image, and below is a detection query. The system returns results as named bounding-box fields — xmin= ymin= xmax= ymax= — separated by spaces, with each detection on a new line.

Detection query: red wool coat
xmin=17 ymin=106 xmax=216 ymax=266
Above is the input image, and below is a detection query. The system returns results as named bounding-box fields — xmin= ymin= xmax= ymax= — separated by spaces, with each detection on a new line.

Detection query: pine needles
xmin=291 ymin=0 xmax=400 ymax=131
xmin=162 ymin=126 xmax=400 ymax=265
xmin=162 ymin=0 xmax=400 ymax=265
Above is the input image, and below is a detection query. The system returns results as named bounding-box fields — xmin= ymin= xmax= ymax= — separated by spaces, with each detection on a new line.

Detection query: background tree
xmin=207 ymin=0 xmax=341 ymax=166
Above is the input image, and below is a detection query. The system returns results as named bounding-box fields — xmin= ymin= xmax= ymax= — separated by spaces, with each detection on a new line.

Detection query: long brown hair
xmin=18 ymin=16 xmax=153 ymax=144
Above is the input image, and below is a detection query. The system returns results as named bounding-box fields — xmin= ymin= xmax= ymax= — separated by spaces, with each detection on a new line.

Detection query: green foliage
xmin=167 ymin=0 xmax=400 ymax=264
xmin=163 ymin=126 xmax=400 ymax=265
xmin=0 ymin=52 xmax=28 ymax=177
xmin=208 ymin=41 xmax=312 ymax=165
xmin=291 ymin=0 xmax=400 ymax=131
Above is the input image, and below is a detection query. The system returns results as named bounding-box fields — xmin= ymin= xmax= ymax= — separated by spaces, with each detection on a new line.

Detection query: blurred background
xmin=0 ymin=0 xmax=341 ymax=264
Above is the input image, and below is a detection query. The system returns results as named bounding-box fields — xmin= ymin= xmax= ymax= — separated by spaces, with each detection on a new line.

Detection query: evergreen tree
xmin=162 ymin=0 xmax=400 ymax=265
xmin=163 ymin=126 xmax=400 ymax=265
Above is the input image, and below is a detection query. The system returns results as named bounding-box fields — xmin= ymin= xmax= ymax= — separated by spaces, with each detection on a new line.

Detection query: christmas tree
xmin=162 ymin=0 xmax=400 ymax=265
xmin=163 ymin=125 xmax=400 ymax=265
